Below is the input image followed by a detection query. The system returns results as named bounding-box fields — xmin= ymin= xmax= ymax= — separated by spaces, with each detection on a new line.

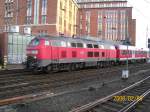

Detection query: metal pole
xmin=127 ymin=43 xmax=128 ymax=71
xmin=126 ymin=12 xmax=129 ymax=72
xmin=122 ymin=11 xmax=129 ymax=79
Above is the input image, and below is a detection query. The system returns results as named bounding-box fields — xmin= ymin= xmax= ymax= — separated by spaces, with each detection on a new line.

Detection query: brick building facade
xmin=0 ymin=0 xmax=136 ymax=45
xmin=77 ymin=0 xmax=136 ymax=45
xmin=0 ymin=0 xmax=78 ymax=36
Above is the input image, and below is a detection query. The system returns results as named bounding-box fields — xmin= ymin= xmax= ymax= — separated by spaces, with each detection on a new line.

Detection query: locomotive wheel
xmin=44 ymin=65 xmax=52 ymax=73
xmin=96 ymin=62 xmax=101 ymax=69
xmin=68 ymin=64 xmax=76 ymax=71
xmin=32 ymin=68 xmax=40 ymax=75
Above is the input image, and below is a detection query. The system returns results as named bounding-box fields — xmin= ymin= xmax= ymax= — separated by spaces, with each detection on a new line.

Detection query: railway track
xmin=0 ymin=63 xmax=149 ymax=106
xmin=70 ymin=76 xmax=150 ymax=112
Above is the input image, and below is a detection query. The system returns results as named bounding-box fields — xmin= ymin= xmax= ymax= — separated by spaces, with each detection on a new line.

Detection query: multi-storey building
xmin=0 ymin=0 xmax=135 ymax=43
xmin=0 ymin=0 xmax=136 ymax=64
xmin=77 ymin=0 xmax=136 ymax=45
xmin=0 ymin=0 xmax=78 ymax=36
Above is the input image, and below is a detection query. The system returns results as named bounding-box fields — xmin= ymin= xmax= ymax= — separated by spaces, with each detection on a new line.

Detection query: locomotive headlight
xmin=33 ymin=56 xmax=37 ymax=59
xmin=31 ymin=50 xmax=38 ymax=54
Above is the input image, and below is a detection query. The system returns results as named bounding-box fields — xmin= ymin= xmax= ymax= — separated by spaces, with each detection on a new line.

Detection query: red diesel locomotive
xmin=26 ymin=35 xmax=149 ymax=73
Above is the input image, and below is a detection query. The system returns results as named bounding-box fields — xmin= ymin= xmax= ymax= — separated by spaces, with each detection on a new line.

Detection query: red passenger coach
xmin=116 ymin=45 xmax=149 ymax=63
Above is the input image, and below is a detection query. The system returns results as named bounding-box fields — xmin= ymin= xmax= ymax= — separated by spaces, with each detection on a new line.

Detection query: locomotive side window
xmin=30 ymin=39 xmax=40 ymax=46
xmin=72 ymin=51 xmax=77 ymax=57
xmin=102 ymin=52 xmax=105 ymax=57
xmin=71 ymin=43 xmax=76 ymax=47
xmin=61 ymin=41 xmax=67 ymax=47
xmin=51 ymin=40 xmax=61 ymax=46
xmin=94 ymin=44 xmax=99 ymax=48
xmin=61 ymin=51 xmax=67 ymax=58
xmin=52 ymin=40 xmax=66 ymax=47
xmin=88 ymin=52 xmax=93 ymax=57
xmin=45 ymin=40 xmax=50 ymax=46
xmin=77 ymin=43 xmax=83 ymax=48
xmin=87 ymin=44 xmax=93 ymax=48
xmin=94 ymin=52 xmax=99 ymax=57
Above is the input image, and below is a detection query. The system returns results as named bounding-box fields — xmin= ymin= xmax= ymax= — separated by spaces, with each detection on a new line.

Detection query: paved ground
xmin=0 ymin=64 xmax=24 ymax=70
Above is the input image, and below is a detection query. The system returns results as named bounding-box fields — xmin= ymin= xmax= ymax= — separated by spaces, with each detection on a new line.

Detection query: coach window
xmin=87 ymin=44 xmax=93 ymax=48
xmin=88 ymin=52 xmax=93 ymax=57
xmin=71 ymin=43 xmax=77 ymax=47
xmin=94 ymin=44 xmax=99 ymax=48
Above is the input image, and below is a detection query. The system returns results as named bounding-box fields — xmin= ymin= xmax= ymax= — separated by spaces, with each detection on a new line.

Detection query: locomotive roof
xmin=116 ymin=45 xmax=136 ymax=50
xmin=35 ymin=35 xmax=115 ymax=49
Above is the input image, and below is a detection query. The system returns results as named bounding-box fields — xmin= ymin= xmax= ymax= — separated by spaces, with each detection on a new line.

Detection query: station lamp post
xmin=122 ymin=38 xmax=130 ymax=80
xmin=122 ymin=13 xmax=130 ymax=80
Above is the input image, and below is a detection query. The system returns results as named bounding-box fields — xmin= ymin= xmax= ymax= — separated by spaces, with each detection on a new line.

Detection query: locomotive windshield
xmin=30 ymin=39 xmax=40 ymax=46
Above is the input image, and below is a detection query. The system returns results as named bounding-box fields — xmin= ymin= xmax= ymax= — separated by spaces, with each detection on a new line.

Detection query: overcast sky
xmin=128 ymin=0 xmax=150 ymax=48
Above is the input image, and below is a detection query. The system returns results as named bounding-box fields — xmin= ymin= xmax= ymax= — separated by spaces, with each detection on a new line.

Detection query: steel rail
xmin=70 ymin=76 xmax=150 ymax=112
xmin=118 ymin=89 xmax=150 ymax=112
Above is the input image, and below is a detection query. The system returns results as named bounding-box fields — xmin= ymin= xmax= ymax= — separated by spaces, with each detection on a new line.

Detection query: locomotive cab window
xmin=30 ymin=39 xmax=40 ymax=46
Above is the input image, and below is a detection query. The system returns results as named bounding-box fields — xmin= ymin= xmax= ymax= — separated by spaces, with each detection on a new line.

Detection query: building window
xmin=5 ymin=0 xmax=14 ymax=18
xmin=26 ymin=0 xmax=32 ymax=24
xmin=8 ymin=33 xmax=35 ymax=64
xmin=41 ymin=15 xmax=46 ymax=24
xmin=97 ymin=11 xmax=103 ymax=38
xmin=34 ymin=0 xmax=40 ymax=24
xmin=26 ymin=16 xmax=32 ymax=24
xmin=41 ymin=0 xmax=47 ymax=24
xmin=85 ymin=11 xmax=90 ymax=35
xmin=42 ymin=0 xmax=47 ymax=15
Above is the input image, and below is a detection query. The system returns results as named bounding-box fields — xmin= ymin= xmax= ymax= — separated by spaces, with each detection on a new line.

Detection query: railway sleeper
xmin=100 ymin=103 xmax=119 ymax=112
xmin=106 ymin=100 xmax=125 ymax=109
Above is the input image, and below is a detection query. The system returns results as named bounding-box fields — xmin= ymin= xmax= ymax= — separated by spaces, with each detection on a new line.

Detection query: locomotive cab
xmin=26 ymin=38 xmax=41 ymax=69
xmin=26 ymin=36 xmax=52 ymax=71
